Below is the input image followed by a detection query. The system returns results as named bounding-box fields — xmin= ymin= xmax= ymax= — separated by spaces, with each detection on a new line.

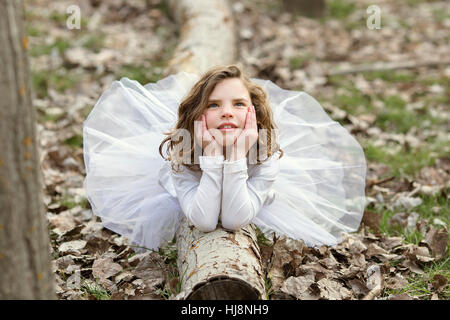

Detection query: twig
xmin=366 ymin=176 xmax=395 ymax=189
xmin=362 ymin=285 xmax=382 ymax=300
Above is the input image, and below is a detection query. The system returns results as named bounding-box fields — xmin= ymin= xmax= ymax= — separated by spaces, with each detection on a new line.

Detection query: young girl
xmin=83 ymin=65 xmax=366 ymax=253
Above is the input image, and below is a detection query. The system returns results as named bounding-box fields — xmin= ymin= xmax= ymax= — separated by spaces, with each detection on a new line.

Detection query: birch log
xmin=163 ymin=0 xmax=237 ymax=76
xmin=162 ymin=0 xmax=266 ymax=300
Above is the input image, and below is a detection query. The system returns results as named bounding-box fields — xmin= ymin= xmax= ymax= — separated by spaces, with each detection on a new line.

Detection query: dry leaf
xmin=317 ymin=278 xmax=352 ymax=300
xmin=431 ymin=274 xmax=447 ymax=293
xmin=385 ymin=274 xmax=409 ymax=290
xmin=388 ymin=293 xmax=417 ymax=300
xmin=92 ymin=256 xmax=123 ymax=281
xmin=58 ymin=240 xmax=87 ymax=255
xmin=423 ymin=226 xmax=448 ymax=260
xmin=280 ymin=274 xmax=319 ymax=300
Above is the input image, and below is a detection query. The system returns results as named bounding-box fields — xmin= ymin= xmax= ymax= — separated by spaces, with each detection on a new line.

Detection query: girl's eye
xmin=207 ymin=102 xmax=245 ymax=108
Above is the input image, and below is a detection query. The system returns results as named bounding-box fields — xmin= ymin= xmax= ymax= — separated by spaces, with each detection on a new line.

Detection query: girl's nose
xmin=220 ymin=103 xmax=234 ymax=118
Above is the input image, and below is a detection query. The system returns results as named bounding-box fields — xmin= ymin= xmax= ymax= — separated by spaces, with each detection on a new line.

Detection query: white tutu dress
xmin=83 ymin=71 xmax=366 ymax=252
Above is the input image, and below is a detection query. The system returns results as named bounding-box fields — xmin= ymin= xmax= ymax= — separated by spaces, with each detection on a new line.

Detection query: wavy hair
xmin=159 ymin=64 xmax=283 ymax=172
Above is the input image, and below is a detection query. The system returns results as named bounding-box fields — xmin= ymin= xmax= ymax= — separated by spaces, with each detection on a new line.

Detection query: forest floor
xmin=24 ymin=0 xmax=448 ymax=300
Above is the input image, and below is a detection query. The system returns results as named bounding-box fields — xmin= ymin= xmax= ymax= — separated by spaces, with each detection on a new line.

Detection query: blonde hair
xmin=159 ymin=64 xmax=283 ymax=173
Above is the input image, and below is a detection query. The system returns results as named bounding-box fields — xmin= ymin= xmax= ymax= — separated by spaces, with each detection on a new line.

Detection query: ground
xmin=24 ymin=0 xmax=448 ymax=300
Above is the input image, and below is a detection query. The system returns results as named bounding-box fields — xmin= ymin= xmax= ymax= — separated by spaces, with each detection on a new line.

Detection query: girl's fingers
xmin=245 ymin=107 xmax=251 ymax=130
xmin=251 ymin=105 xmax=256 ymax=129
xmin=202 ymin=115 xmax=208 ymax=135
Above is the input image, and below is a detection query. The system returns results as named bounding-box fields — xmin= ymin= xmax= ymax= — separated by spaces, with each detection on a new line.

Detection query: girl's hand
xmin=230 ymin=105 xmax=258 ymax=161
xmin=194 ymin=114 xmax=223 ymax=157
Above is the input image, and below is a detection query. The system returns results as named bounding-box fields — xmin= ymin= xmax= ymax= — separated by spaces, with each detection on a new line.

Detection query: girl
xmin=83 ymin=65 xmax=366 ymax=253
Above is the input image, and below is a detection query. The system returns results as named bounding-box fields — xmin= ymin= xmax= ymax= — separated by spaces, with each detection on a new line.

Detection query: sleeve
xmin=221 ymin=150 xmax=281 ymax=230
xmin=170 ymin=155 xmax=224 ymax=232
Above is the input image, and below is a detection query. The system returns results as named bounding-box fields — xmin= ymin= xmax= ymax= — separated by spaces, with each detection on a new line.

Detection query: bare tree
xmin=0 ymin=0 xmax=55 ymax=299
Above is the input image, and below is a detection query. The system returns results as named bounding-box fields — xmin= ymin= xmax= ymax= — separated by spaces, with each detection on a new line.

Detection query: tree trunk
xmin=163 ymin=0 xmax=266 ymax=300
xmin=0 ymin=0 xmax=56 ymax=299
xmin=281 ymin=0 xmax=326 ymax=18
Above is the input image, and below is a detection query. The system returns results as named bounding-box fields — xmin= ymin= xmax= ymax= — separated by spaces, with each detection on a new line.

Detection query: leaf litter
xmin=24 ymin=0 xmax=449 ymax=300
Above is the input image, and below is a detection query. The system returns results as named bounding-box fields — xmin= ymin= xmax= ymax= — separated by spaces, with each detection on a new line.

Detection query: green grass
xmin=378 ymin=194 xmax=449 ymax=234
xmin=363 ymin=140 xmax=441 ymax=178
xmin=327 ymin=73 xmax=445 ymax=134
xmin=383 ymin=255 xmax=450 ymax=300
xmin=289 ymin=54 xmax=311 ymax=70
xmin=362 ymin=70 xmax=416 ymax=83
xmin=29 ymin=37 xmax=72 ymax=57
xmin=432 ymin=8 xmax=450 ymax=23
xmin=64 ymin=134 xmax=84 ymax=149
xmin=81 ymin=278 xmax=111 ymax=300
xmin=326 ymin=0 xmax=356 ymax=20
xmin=76 ymin=32 xmax=106 ymax=53
xmin=335 ymin=89 xmax=373 ymax=115
xmin=373 ymin=193 xmax=449 ymax=299
xmin=32 ymin=69 xmax=83 ymax=98
xmin=25 ymin=24 xmax=44 ymax=37
xmin=116 ymin=63 xmax=165 ymax=85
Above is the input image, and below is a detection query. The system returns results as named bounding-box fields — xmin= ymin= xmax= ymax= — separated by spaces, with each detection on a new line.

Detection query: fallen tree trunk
xmin=162 ymin=0 xmax=266 ymax=300
xmin=164 ymin=0 xmax=237 ymax=76
xmin=328 ymin=58 xmax=450 ymax=76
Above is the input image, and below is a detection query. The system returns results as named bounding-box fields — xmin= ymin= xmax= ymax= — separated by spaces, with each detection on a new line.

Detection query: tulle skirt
xmin=83 ymin=72 xmax=366 ymax=251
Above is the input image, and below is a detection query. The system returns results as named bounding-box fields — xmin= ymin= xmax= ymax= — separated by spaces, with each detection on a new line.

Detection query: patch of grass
xmin=76 ymin=32 xmax=106 ymax=53
xmin=81 ymin=278 xmax=111 ymax=300
xmin=384 ymin=254 xmax=450 ymax=300
xmin=255 ymin=226 xmax=272 ymax=247
xmin=265 ymin=272 xmax=274 ymax=300
xmin=81 ymin=105 xmax=94 ymax=119
xmin=25 ymin=24 xmax=43 ymax=37
xmin=374 ymin=94 xmax=444 ymax=134
xmin=289 ymin=54 xmax=311 ymax=70
xmin=377 ymin=192 xmax=450 ymax=300
xmin=377 ymin=193 xmax=448 ymax=243
xmin=432 ymin=8 xmax=450 ymax=23
xmin=29 ymin=37 xmax=71 ymax=57
xmin=32 ymin=70 xmax=83 ymax=98
xmin=326 ymin=0 xmax=356 ymax=20
xmin=64 ymin=134 xmax=83 ymax=149
xmin=58 ymin=194 xmax=89 ymax=210
xmin=363 ymin=70 xmax=416 ymax=83
xmin=363 ymin=140 xmax=439 ymax=178
xmin=38 ymin=111 xmax=65 ymax=124
xmin=116 ymin=63 xmax=165 ymax=85
xmin=335 ymin=88 xmax=373 ymax=115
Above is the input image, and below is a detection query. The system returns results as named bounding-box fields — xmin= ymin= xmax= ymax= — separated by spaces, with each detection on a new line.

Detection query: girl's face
xmin=203 ymin=78 xmax=252 ymax=147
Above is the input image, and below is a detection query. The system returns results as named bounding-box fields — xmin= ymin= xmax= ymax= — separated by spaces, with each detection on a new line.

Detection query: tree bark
xmin=0 ymin=0 xmax=56 ymax=299
xmin=163 ymin=0 xmax=266 ymax=300
xmin=163 ymin=0 xmax=237 ymax=77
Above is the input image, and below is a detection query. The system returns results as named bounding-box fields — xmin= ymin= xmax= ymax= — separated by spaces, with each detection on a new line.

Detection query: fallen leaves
xmin=24 ymin=0 xmax=449 ymax=301
xmin=265 ymin=223 xmax=449 ymax=300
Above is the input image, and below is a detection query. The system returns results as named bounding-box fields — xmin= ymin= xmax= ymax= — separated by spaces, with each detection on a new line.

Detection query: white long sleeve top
xmin=158 ymin=150 xmax=281 ymax=232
